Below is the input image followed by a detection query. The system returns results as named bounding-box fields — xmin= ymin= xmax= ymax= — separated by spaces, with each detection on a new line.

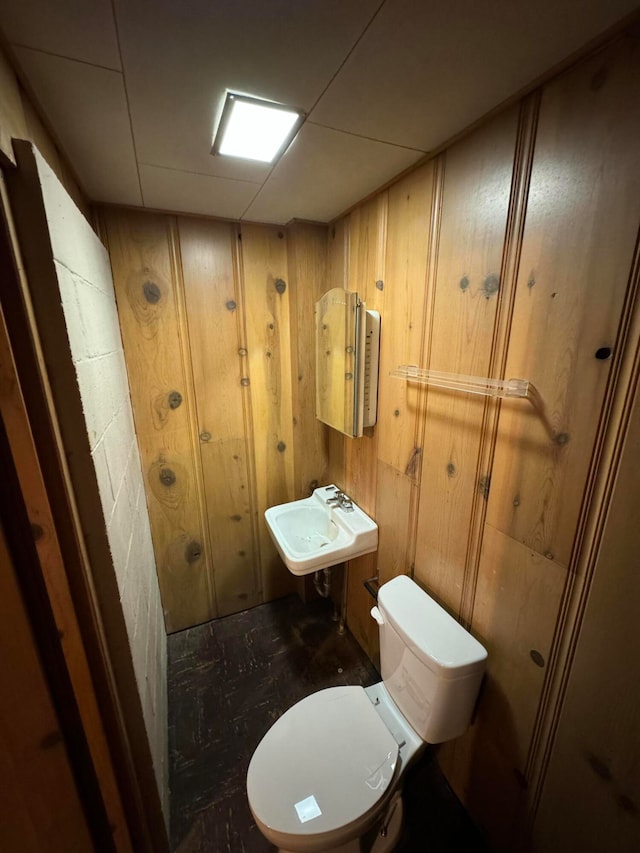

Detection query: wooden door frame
xmin=0 ymin=412 xmax=113 ymax=850
xmin=0 ymin=154 xmax=168 ymax=851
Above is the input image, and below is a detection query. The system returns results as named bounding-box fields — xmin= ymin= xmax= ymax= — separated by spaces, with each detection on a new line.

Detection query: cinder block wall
xmin=36 ymin=150 xmax=169 ymax=815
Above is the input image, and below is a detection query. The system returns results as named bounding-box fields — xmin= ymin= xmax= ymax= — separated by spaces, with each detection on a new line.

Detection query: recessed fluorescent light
xmin=212 ymin=92 xmax=304 ymax=164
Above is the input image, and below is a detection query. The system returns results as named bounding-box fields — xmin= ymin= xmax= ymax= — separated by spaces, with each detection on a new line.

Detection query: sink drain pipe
xmin=314 ymin=567 xmax=347 ymax=636
xmin=313 ymin=567 xmax=332 ymax=598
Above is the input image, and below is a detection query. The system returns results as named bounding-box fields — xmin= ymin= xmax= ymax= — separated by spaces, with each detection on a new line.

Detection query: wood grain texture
xmin=441 ymin=524 xmax=566 ymax=851
xmin=103 ymin=209 xmax=216 ymax=631
xmin=240 ymin=223 xmax=295 ymax=601
xmin=287 ymin=223 xmax=330 ymax=498
xmin=344 ymin=551 xmax=380 ymax=666
xmin=472 ymin=524 xmax=566 ymax=773
xmin=0 ymin=302 xmax=131 ymax=849
xmin=0 ymin=46 xmax=26 ymax=166
xmin=377 ymin=163 xmax=434 ymax=476
xmin=486 ymin=37 xmax=640 ymax=566
xmin=413 ymin=108 xmax=519 ymax=615
xmin=0 ymin=523 xmax=94 ymax=852
xmin=534 ymin=339 xmax=640 ymax=853
xmin=323 ymin=218 xmax=350 ymax=487
xmin=375 ymin=459 xmax=414 ymax=585
xmin=344 ymin=193 xmax=387 ymax=516
xmin=178 ymin=217 xmax=260 ymax=615
xmin=459 ymin=93 xmax=541 ymax=628
xmin=6 ymin=145 xmax=168 ymax=849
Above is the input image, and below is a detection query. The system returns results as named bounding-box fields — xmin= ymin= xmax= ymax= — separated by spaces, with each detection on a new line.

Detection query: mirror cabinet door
xmin=315 ymin=288 xmax=360 ymax=437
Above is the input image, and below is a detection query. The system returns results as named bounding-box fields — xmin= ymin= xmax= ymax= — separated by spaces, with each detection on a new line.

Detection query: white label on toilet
xmin=294 ymin=795 xmax=322 ymax=823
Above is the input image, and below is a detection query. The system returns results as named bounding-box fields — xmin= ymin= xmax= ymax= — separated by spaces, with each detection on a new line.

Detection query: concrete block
xmin=132 ymin=586 xmax=150 ymax=687
xmin=55 ymin=261 xmax=85 ymax=364
xmin=91 ymin=437 xmax=116 ymax=524
xmin=120 ymin=567 xmax=140 ymax=647
xmin=36 ymin=149 xmax=113 ymax=292
xmin=108 ymin=490 xmax=134 ymax=592
xmin=103 ymin=405 xmax=135 ymax=504
xmin=109 ymin=349 xmax=132 ymax=412
xmin=72 ymin=272 xmax=124 ymax=359
xmin=74 ymin=356 xmax=117 ymax=450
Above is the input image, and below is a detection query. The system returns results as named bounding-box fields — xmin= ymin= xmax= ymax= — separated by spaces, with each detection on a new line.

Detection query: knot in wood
xmin=530 ymin=649 xmax=545 ymax=668
xmin=274 ymin=278 xmax=286 ymax=294
xmin=159 ymin=468 xmax=176 ymax=487
xmin=482 ymin=273 xmax=500 ymax=299
xmin=168 ymin=390 xmax=182 ymax=409
xmin=142 ymin=281 xmax=161 ymax=304
xmin=185 ymin=541 xmax=202 ymax=563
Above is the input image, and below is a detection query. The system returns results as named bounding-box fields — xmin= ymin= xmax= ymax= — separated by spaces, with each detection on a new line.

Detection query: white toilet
xmin=246 ymin=575 xmax=487 ymax=853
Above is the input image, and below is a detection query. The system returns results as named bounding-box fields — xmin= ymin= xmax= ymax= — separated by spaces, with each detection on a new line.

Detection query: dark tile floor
xmin=168 ymin=595 xmax=487 ymax=853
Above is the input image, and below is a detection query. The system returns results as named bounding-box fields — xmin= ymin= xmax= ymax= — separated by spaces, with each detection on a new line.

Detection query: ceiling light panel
xmin=212 ymin=93 xmax=304 ymax=163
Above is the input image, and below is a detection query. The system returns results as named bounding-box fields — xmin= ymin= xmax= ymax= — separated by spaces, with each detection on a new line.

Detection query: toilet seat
xmin=247 ymin=685 xmax=399 ymax=843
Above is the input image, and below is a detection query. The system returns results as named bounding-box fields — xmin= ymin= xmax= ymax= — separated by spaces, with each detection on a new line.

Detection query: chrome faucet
xmin=325 ymin=489 xmax=354 ymax=512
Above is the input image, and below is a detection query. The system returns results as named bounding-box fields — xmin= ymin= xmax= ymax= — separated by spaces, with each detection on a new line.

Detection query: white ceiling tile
xmin=14 ymin=47 xmax=141 ymax=205
xmin=243 ymin=123 xmax=423 ymax=224
xmin=1 ymin=0 xmax=635 ymax=222
xmin=113 ymin=0 xmax=381 ymax=178
xmin=139 ymin=164 xmax=260 ymax=220
xmin=311 ymin=0 xmax=639 ymax=151
xmin=0 ymin=0 xmax=120 ymax=69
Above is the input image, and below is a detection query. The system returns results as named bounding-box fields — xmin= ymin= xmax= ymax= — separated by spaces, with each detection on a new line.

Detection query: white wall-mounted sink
xmin=265 ymin=485 xmax=378 ymax=576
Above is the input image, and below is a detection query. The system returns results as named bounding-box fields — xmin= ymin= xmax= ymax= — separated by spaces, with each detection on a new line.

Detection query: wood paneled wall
xmin=97 ymin=29 xmax=639 ymax=849
xmin=99 ymin=211 xmax=329 ymax=632
xmin=330 ymin=32 xmax=640 ymax=852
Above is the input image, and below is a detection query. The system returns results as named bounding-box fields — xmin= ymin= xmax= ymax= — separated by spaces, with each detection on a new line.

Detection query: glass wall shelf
xmin=391 ymin=365 xmax=531 ymax=399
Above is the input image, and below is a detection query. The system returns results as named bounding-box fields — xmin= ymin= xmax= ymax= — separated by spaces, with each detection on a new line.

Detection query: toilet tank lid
xmin=377 ymin=576 xmax=487 ymax=678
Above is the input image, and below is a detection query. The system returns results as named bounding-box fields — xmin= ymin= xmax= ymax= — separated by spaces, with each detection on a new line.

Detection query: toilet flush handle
xmin=370 ymin=606 xmax=384 ymax=626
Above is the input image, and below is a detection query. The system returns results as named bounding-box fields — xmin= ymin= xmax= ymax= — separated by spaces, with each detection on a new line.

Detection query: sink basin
xmin=265 ymin=485 xmax=378 ymax=576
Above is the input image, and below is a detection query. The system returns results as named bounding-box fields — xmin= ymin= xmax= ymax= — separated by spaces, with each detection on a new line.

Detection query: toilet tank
xmin=376 ymin=575 xmax=487 ymax=744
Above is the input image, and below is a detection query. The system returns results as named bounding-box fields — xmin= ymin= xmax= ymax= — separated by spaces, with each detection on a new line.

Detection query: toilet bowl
xmin=246 ymin=575 xmax=487 ymax=852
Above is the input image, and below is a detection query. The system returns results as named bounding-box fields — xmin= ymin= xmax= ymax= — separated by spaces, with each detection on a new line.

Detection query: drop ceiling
xmin=0 ymin=0 xmax=636 ymax=224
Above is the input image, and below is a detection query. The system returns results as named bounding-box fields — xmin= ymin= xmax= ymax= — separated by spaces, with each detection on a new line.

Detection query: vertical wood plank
xmin=0 ymin=304 xmax=131 ymax=849
xmin=413 ymin=108 xmax=519 ymax=615
xmin=240 ymin=223 xmax=295 ymax=601
xmin=375 ymin=459 xmax=414 ymax=585
xmin=325 ymin=218 xmax=350 ymax=487
xmin=0 ymin=47 xmax=27 ymax=165
xmin=287 ymin=223 xmax=330 ymax=499
xmin=178 ymin=217 xmax=260 ymax=615
xmin=486 ymin=38 xmax=640 ymax=566
xmin=344 ymin=193 xmax=387 ymax=516
xmin=343 ymin=195 xmax=387 ymax=659
xmin=343 ymin=551 xmax=379 ymax=665
xmin=103 ymin=209 xmax=216 ymax=631
xmin=445 ymin=524 xmax=566 ymax=850
xmin=377 ymin=162 xmax=434 ymax=476
xmin=473 ymin=525 xmax=566 ymax=771
xmin=459 ymin=92 xmax=541 ymax=627
xmin=0 ymin=525 xmax=94 ymax=851
xmin=534 ymin=345 xmax=640 ymax=853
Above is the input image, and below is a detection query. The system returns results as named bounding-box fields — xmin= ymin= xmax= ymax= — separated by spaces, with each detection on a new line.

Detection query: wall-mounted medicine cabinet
xmin=315 ymin=288 xmax=380 ymax=438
